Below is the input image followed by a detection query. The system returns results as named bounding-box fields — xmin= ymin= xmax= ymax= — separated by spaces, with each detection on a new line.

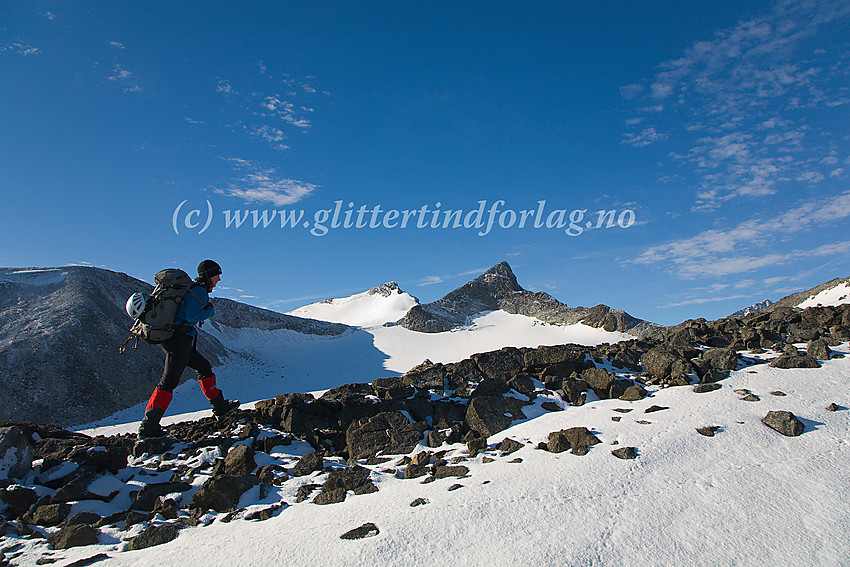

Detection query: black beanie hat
xmin=198 ymin=259 xmax=222 ymax=281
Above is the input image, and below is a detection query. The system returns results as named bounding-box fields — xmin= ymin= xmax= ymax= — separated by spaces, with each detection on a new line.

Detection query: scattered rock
xmin=340 ymin=522 xmax=379 ymax=540
xmin=770 ymin=391 xmax=786 ymax=397
xmin=762 ymin=411 xmax=804 ymax=437
xmin=314 ymin=487 xmax=346 ymax=505
xmin=693 ymin=383 xmax=721 ymax=393
xmin=540 ymin=401 xmax=562 ymax=412
xmin=770 ymin=354 xmax=820 ymax=369
xmin=465 ymin=396 xmax=528 ymax=438
xmin=223 ymin=444 xmax=256 ymax=476
xmin=806 ymin=338 xmax=832 ymax=361
xmin=191 ymin=475 xmax=260 ymax=513
xmin=611 ymin=447 xmax=637 ymax=459
xmin=547 ymin=427 xmax=601 ymax=454
xmin=433 ymin=465 xmax=469 ymax=479
xmin=618 ymin=385 xmax=646 ymax=401
xmin=826 ymin=403 xmax=839 ymax=411
xmin=448 ymin=484 xmax=464 ymax=491
xmin=644 ymin=405 xmax=668 ymax=413
xmin=496 ymin=438 xmax=523 ymax=455
xmin=292 ymin=452 xmax=323 ymax=477
xmin=127 ymin=523 xmax=179 ymax=550
xmin=345 ymin=412 xmax=427 ymax=460
xmin=47 ymin=523 xmax=99 ymax=550
xmin=741 ymin=394 xmax=760 ymax=402
xmin=0 ymin=426 xmax=33 ymax=480
xmin=24 ymin=503 xmax=71 ymax=527
xmin=696 ymin=426 xmax=721 ymax=437
xmin=131 ymin=482 xmax=192 ymax=512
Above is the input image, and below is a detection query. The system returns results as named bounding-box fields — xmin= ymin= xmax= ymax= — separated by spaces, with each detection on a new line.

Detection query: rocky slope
xmin=397 ymin=261 xmax=659 ymax=337
xmin=0 ymin=267 xmax=349 ymax=427
xmin=0 ymin=300 xmax=846 ymax=563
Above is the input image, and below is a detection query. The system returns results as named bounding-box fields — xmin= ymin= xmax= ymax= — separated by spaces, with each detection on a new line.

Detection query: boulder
xmin=471 ymin=348 xmax=523 ymax=382
xmin=224 ymin=444 xmax=256 ymax=476
xmin=127 ymin=523 xmax=180 ymax=551
xmin=130 ymin=482 xmax=192 ymax=512
xmin=581 ymin=368 xmax=614 ymax=396
xmin=323 ymin=466 xmax=375 ymax=494
xmin=611 ymin=447 xmax=637 ymax=460
xmin=292 ymin=452 xmax=323 ymax=477
xmin=806 ymin=338 xmax=832 ymax=361
xmin=47 ymin=523 xmax=99 ymax=550
xmin=465 ymin=396 xmax=528 ymax=438
xmin=314 ymin=488 xmax=346 ymax=505
xmin=340 ymin=522 xmax=379 ymax=540
xmin=346 ymin=412 xmax=427 ymax=460
xmin=762 ymin=411 xmax=804 ymax=436
xmin=0 ymin=485 xmax=38 ymax=519
xmin=769 ymin=354 xmax=820 ymax=369
xmin=547 ymin=427 xmax=601 ymax=454
xmin=619 ymin=384 xmax=647 ymax=401
xmin=24 ymin=502 xmax=71 ymax=527
xmin=191 ymin=475 xmax=260 ymax=513
xmin=642 ymin=347 xmax=691 ymax=382
xmin=0 ymin=426 xmax=33 ymax=480
xmin=701 ymin=347 xmax=738 ymax=371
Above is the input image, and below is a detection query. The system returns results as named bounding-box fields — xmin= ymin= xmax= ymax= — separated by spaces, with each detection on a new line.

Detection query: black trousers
xmin=156 ymin=331 xmax=213 ymax=392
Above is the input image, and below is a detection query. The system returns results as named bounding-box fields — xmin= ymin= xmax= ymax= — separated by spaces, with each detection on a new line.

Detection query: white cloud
xmin=418 ymin=276 xmax=444 ymax=286
xmin=621 ymin=0 xmax=850 ymax=209
xmin=632 ymin=190 xmax=850 ymax=278
xmin=662 ymin=294 xmax=749 ymax=308
xmin=106 ymin=64 xmax=142 ymax=92
xmin=216 ymin=79 xmax=235 ymax=94
xmin=109 ymin=41 xmax=125 ymax=49
xmin=1 ymin=42 xmax=40 ymax=56
xmin=213 ymin=159 xmax=318 ymax=206
xmin=622 ymin=127 xmax=667 ymax=148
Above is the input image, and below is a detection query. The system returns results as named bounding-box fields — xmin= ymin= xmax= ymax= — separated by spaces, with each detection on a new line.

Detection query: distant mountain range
xmin=2 ymin=263 xmax=849 ymax=427
xmin=726 ymin=276 xmax=850 ymax=318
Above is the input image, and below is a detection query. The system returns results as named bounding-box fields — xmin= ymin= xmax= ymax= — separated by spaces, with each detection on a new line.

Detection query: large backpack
xmin=128 ymin=268 xmax=198 ymax=344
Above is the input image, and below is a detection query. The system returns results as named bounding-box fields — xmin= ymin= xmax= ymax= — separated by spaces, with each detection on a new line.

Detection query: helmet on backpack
xmin=125 ymin=292 xmax=148 ymax=319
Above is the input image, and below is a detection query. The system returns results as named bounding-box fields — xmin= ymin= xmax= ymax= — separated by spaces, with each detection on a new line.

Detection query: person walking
xmin=138 ymin=259 xmax=239 ymax=438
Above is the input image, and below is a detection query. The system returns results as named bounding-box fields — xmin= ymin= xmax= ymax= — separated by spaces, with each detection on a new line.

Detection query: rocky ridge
xmin=397 ymin=261 xmax=660 ymax=337
xmin=1 ymin=301 xmax=846 ymax=561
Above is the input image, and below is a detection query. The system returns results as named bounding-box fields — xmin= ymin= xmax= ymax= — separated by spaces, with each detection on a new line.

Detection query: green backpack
xmin=125 ymin=268 xmax=197 ymax=346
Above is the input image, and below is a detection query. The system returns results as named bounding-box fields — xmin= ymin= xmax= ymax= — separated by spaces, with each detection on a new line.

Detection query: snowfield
xmin=11 ymin=343 xmax=847 ymax=567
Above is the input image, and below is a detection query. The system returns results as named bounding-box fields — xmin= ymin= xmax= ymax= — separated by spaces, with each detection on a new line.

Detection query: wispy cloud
xmin=622 ymin=0 xmax=850 ymax=210
xmin=212 ymin=158 xmax=318 ymax=206
xmin=661 ymin=294 xmax=750 ymax=308
xmin=632 ymin=190 xmax=850 ymax=278
xmin=417 ymin=266 xmax=490 ymax=287
xmin=109 ymin=41 xmax=125 ymax=50
xmin=1 ymin=41 xmax=40 ymax=56
xmin=213 ymin=71 xmax=321 ymax=150
xmin=106 ymin=64 xmax=142 ymax=93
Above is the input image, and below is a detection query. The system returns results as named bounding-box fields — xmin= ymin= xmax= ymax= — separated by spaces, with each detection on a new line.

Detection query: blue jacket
xmin=174 ymin=283 xmax=214 ymax=337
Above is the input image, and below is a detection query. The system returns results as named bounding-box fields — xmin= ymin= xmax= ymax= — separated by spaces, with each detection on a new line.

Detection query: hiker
xmin=138 ymin=259 xmax=239 ymax=438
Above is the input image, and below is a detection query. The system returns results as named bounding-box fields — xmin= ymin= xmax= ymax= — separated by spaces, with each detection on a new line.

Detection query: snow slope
xmin=30 ymin=343 xmax=850 ymax=566
xmin=287 ymin=284 xmax=418 ymax=327
xmin=797 ymin=281 xmax=850 ymax=308
xmin=76 ymin=310 xmax=631 ymax=433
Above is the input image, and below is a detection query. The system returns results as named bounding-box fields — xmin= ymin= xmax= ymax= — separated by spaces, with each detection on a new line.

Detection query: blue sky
xmin=2 ymin=0 xmax=849 ymax=325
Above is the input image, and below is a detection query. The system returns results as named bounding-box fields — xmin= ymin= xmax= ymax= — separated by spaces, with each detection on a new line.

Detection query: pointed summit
xmin=397 ymin=261 xmax=657 ymax=337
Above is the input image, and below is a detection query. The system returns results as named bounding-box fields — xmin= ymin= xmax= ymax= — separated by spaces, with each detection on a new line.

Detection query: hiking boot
xmin=210 ymin=392 xmax=240 ymax=420
xmin=138 ymin=407 xmax=167 ymax=438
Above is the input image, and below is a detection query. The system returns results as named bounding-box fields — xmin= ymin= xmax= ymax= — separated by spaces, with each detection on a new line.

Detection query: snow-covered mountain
xmin=761 ymin=276 xmax=850 ymax=311
xmin=288 ymin=282 xmax=418 ymax=327
xmin=728 ymin=299 xmax=775 ymax=318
